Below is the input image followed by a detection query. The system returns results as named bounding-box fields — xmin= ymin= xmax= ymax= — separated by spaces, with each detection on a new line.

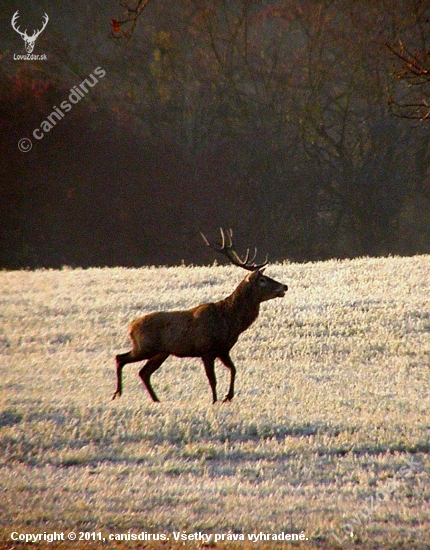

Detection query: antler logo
xmin=11 ymin=10 xmax=49 ymax=54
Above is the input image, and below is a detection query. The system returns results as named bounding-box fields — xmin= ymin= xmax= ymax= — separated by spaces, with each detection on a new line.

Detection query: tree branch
xmin=110 ymin=0 xmax=151 ymax=41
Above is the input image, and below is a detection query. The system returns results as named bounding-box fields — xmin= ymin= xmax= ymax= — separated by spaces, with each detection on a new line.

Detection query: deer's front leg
xmin=202 ymin=355 xmax=217 ymax=403
xmin=219 ymin=353 xmax=236 ymax=402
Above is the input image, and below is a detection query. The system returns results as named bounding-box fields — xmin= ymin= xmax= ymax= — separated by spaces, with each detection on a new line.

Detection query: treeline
xmin=1 ymin=0 xmax=430 ymax=269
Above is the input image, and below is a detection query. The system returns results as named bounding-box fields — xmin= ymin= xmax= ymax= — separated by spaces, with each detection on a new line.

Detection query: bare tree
xmin=111 ymin=0 xmax=151 ymax=40
xmin=386 ymin=1 xmax=430 ymax=120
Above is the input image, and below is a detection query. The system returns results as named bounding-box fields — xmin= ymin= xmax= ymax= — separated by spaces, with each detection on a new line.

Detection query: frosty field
xmin=0 ymin=256 xmax=429 ymax=549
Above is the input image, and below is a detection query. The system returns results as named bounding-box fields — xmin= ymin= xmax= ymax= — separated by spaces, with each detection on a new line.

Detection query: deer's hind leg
xmin=113 ymin=350 xmax=149 ymax=400
xmin=139 ymin=353 xmax=169 ymax=402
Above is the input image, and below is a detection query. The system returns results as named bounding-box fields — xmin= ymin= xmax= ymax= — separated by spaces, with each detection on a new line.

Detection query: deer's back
xmin=130 ymin=302 xmax=232 ymax=357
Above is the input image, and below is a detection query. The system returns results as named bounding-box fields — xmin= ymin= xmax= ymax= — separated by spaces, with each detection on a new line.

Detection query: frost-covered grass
xmin=0 ymin=256 xmax=429 ymax=549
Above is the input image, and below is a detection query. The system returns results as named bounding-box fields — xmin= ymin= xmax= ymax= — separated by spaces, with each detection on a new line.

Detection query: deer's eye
xmin=259 ymin=276 xmax=267 ymax=286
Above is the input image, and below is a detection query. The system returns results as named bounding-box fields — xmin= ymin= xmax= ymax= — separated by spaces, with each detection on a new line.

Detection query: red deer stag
xmin=112 ymin=229 xmax=287 ymax=403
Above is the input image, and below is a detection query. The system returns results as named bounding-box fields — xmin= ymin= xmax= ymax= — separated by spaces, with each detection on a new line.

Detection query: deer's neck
xmin=218 ymin=282 xmax=260 ymax=338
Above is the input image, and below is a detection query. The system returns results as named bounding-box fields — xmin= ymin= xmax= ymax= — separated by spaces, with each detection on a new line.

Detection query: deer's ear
xmin=247 ymin=269 xmax=262 ymax=282
xmin=259 ymin=268 xmax=266 ymax=275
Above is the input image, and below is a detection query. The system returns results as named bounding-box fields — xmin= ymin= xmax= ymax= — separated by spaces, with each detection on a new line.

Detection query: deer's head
xmin=201 ymin=228 xmax=288 ymax=302
xmin=244 ymin=268 xmax=287 ymax=302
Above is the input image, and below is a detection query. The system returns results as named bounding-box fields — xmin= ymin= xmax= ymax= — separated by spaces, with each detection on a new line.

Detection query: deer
xmin=112 ymin=229 xmax=288 ymax=404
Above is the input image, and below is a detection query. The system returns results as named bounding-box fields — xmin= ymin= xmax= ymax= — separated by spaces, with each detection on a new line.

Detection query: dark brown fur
xmin=113 ymin=269 xmax=287 ymax=403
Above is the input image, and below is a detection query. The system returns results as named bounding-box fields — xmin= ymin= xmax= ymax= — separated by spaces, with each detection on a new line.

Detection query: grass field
xmin=1 ymin=256 xmax=429 ymax=549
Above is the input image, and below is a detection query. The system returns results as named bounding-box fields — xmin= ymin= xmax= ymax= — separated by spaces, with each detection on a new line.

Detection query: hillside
xmin=1 ymin=256 xmax=429 ymax=549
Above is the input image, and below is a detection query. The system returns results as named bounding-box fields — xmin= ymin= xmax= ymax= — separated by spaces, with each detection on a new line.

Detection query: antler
xmin=11 ymin=11 xmax=27 ymax=39
xmin=201 ymin=228 xmax=268 ymax=271
xmin=32 ymin=13 xmax=49 ymax=40
xmin=11 ymin=11 xmax=49 ymax=41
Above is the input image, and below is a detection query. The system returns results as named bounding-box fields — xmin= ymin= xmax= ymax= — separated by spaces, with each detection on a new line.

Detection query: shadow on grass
xmin=1 ymin=404 xmax=428 ymax=469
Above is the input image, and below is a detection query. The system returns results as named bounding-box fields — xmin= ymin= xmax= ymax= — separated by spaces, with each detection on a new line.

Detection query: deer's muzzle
xmin=276 ymin=284 xmax=288 ymax=297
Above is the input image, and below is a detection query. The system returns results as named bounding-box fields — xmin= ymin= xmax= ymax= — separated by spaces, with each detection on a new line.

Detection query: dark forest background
xmin=1 ymin=0 xmax=430 ymax=269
